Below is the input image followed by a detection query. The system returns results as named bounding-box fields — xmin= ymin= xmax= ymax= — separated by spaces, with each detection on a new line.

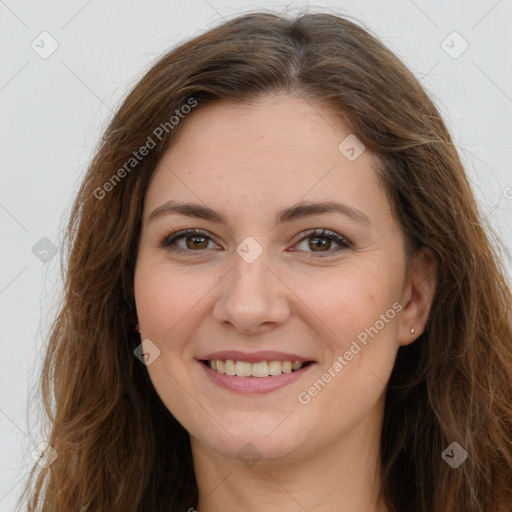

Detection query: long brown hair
xmin=21 ymin=11 xmax=512 ymax=512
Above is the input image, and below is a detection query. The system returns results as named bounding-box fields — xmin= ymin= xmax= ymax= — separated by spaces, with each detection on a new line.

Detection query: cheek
xmin=134 ymin=260 xmax=216 ymax=344
xmin=294 ymin=267 xmax=401 ymax=402
xmin=133 ymin=262 xmax=208 ymax=425
xmin=291 ymin=261 xmax=400 ymax=347
xmin=279 ymin=267 xmax=401 ymax=451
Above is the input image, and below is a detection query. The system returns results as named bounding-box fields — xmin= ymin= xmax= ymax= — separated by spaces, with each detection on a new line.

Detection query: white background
xmin=1 ymin=1 xmax=511 ymax=509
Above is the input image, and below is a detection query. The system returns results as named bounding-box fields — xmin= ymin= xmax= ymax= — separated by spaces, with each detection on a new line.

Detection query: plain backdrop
xmin=1 ymin=0 xmax=511 ymax=509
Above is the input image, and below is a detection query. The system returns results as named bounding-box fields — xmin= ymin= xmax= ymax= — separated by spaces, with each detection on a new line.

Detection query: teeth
xmin=225 ymin=360 xmax=236 ymax=375
xmin=251 ymin=361 xmax=269 ymax=377
xmin=208 ymin=359 xmax=306 ymax=377
xmin=281 ymin=361 xmax=292 ymax=373
xmin=235 ymin=361 xmax=252 ymax=377
xmin=268 ymin=360 xmax=282 ymax=376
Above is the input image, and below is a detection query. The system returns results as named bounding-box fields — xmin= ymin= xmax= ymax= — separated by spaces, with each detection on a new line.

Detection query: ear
xmin=398 ymin=247 xmax=438 ymax=347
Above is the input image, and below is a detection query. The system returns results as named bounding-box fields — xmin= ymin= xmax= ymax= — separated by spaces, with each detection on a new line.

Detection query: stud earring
xmin=410 ymin=328 xmax=415 ymax=336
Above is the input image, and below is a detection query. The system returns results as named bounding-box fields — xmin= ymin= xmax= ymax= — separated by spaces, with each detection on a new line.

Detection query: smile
xmin=205 ymin=359 xmax=309 ymax=377
xmin=197 ymin=350 xmax=316 ymax=393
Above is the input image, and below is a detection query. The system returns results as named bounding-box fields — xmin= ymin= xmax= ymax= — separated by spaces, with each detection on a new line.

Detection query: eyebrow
xmin=148 ymin=200 xmax=369 ymax=225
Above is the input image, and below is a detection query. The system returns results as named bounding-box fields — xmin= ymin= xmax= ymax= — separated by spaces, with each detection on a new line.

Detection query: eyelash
xmin=159 ymin=228 xmax=352 ymax=257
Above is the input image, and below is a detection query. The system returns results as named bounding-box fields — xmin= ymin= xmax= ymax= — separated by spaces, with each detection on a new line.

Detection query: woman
xmin=22 ymin=11 xmax=512 ymax=512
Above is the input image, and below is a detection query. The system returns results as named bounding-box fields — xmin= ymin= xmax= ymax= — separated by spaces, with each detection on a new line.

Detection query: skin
xmin=134 ymin=93 xmax=437 ymax=512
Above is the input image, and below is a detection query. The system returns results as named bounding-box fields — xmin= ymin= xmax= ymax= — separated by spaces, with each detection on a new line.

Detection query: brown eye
xmin=308 ymin=236 xmax=332 ymax=252
xmin=185 ymin=235 xmax=209 ymax=250
xmin=160 ymin=229 xmax=218 ymax=253
xmin=293 ymin=229 xmax=351 ymax=256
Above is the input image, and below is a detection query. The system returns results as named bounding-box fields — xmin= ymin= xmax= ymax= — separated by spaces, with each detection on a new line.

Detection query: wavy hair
xmin=21 ymin=11 xmax=512 ymax=512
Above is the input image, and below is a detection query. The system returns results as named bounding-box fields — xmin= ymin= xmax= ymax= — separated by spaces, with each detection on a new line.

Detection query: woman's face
xmin=134 ymin=94 xmax=429 ymax=464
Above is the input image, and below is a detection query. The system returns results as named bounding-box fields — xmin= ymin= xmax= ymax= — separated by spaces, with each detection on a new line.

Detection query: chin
xmin=189 ymin=410 xmax=317 ymax=463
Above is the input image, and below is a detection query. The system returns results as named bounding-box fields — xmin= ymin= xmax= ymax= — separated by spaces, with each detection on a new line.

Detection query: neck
xmin=190 ymin=399 xmax=390 ymax=512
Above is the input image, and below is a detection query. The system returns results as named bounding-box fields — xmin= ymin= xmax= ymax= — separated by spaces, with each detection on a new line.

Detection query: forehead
xmin=144 ymin=94 xmax=387 ymax=224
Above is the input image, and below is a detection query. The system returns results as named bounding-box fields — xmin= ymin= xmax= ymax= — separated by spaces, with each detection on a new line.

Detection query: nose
xmin=213 ymin=250 xmax=291 ymax=334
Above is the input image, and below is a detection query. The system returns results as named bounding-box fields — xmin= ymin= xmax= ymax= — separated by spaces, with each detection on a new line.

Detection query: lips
xmin=197 ymin=350 xmax=316 ymax=393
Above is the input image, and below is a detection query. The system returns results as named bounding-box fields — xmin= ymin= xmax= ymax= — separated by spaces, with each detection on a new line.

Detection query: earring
xmin=410 ymin=328 xmax=415 ymax=336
